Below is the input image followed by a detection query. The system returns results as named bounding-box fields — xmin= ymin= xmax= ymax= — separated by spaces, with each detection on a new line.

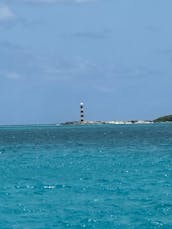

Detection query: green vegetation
xmin=154 ymin=115 xmax=172 ymax=122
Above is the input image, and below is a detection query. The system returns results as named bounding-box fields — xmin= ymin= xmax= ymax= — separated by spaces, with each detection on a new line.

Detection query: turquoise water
xmin=0 ymin=124 xmax=172 ymax=228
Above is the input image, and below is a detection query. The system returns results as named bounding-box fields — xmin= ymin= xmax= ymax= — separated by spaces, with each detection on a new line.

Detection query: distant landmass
xmin=61 ymin=115 xmax=172 ymax=125
xmin=154 ymin=115 xmax=172 ymax=122
xmin=61 ymin=120 xmax=153 ymax=125
xmin=62 ymin=103 xmax=172 ymax=125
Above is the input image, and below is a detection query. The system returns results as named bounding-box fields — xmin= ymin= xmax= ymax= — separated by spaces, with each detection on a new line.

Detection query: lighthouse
xmin=80 ymin=102 xmax=84 ymax=124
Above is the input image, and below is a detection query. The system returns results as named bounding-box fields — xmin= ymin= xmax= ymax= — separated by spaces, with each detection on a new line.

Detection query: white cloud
xmin=0 ymin=5 xmax=15 ymax=22
xmin=0 ymin=71 xmax=21 ymax=80
xmin=5 ymin=72 xmax=21 ymax=80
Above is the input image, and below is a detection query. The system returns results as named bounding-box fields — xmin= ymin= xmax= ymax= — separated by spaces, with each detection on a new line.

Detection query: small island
xmin=61 ymin=120 xmax=154 ymax=125
xmin=61 ymin=116 xmax=172 ymax=126
xmin=61 ymin=103 xmax=172 ymax=125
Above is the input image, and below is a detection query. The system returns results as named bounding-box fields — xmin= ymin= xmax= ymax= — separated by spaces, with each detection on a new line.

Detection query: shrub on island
xmin=154 ymin=115 xmax=172 ymax=122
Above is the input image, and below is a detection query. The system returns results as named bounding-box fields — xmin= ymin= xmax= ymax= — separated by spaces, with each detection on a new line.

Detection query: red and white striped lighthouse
xmin=80 ymin=102 xmax=84 ymax=123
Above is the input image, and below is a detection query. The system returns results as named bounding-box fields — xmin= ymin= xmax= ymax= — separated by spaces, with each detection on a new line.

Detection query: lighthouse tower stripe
xmin=80 ymin=102 xmax=84 ymax=123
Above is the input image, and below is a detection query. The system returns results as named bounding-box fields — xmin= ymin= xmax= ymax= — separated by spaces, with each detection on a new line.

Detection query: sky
xmin=0 ymin=0 xmax=172 ymax=124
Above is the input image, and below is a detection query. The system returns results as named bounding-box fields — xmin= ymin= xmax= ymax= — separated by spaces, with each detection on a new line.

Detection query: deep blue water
xmin=0 ymin=124 xmax=172 ymax=228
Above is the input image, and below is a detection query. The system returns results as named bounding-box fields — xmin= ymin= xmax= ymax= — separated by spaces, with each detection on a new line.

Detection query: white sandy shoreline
xmin=61 ymin=120 xmax=154 ymax=125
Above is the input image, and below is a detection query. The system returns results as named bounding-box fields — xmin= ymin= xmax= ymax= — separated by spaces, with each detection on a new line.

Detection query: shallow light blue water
xmin=0 ymin=124 xmax=172 ymax=228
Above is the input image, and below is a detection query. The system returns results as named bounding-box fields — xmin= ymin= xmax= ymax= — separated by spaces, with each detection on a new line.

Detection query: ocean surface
xmin=0 ymin=124 xmax=172 ymax=228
